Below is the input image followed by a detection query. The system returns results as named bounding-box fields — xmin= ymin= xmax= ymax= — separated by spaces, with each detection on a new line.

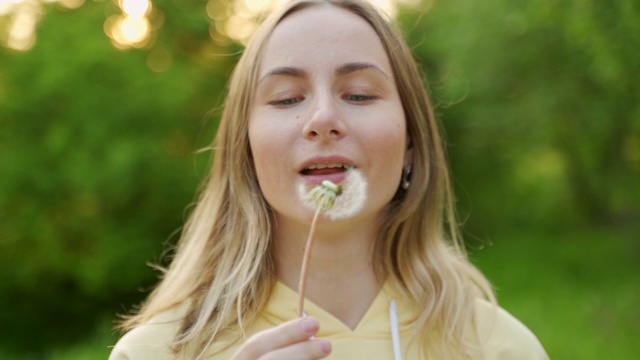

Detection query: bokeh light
xmin=147 ymin=46 xmax=172 ymax=72
xmin=2 ymin=0 xmax=40 ymax=51
xmin=207 ymin=0 xmax=424 ymax=45
xmin=0 ymin=0 xmax=422 ymax=51
xmin=121 ymin=0 xmax=149 ymax=18
xmin=105 ymin=0 xmax=153 ymax=49
xmin=0 ymin=0 xmax=89 ymax=51
xmin=0 ymin=0 xmax=17 ymax=17
xmin=8 ymin=9 xmax=37 ymax=51
xmin=58 ymin=0 xmax=84 ymax=10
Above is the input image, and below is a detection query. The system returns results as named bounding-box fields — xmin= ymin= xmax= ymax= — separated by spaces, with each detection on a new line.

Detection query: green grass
xmin=9 ymin=227 xmax=637 ymax=359
xmin=470 ymin=227 xmax=640 ymax=360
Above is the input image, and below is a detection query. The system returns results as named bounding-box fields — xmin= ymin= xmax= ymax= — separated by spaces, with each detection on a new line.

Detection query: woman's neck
xmin=273 ymin=215 xmax=383 ymax=330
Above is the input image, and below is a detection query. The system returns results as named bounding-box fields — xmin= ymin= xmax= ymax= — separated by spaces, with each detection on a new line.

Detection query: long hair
xmin=121 ymin=0 xmax=494 ymax=358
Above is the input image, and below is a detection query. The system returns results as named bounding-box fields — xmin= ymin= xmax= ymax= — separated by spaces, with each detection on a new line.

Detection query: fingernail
xmin=300 ymin=317 xmax=319 ymax=335
xmin=318 ymin=339 xmax=332 ymax=355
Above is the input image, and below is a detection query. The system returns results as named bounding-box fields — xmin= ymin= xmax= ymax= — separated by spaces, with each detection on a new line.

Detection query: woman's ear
xmin=403 ymin=140 xmax=414 ymax=168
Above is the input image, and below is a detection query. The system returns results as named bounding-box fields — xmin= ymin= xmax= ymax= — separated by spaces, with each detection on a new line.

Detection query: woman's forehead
xmin=258 ymin=5 xmax=391 ymax=77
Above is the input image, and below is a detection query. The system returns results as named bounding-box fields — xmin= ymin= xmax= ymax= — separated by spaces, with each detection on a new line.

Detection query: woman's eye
xmin=269 ymin=97 xmax=302 ymax=107
xmin=346 ymin=94 xmax=377 ymax=102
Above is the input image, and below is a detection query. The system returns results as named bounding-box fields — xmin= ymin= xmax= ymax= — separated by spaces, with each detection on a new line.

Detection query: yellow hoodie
xmin=110 ymin=281 xmax=548 ymax=359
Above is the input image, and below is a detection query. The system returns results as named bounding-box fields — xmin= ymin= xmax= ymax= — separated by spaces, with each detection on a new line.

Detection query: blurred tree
xmin=0 ymin=0 xmax=237 ymax=353
xmin=401 ymin=0 xmax=640 ymax=234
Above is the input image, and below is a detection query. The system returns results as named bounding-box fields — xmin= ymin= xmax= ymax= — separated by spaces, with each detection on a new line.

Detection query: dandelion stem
xmin=297 ymin=205 xmax=323 ymax=317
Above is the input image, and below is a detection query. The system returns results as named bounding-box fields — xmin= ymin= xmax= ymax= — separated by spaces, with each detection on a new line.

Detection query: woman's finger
xmin=232 ymin=317 xmax=326 ymax=359
xmin=260 ymin=338 xmax=332 ymax=360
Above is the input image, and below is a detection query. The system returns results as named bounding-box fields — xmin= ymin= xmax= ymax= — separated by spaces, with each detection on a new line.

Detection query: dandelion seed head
xmin=298 ymin=168 xmax=367 ymax=220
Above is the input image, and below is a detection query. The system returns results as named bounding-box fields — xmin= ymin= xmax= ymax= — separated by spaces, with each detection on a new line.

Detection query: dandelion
xmin=306 ymin=180 xmax=342 ymax=212
xmin=297 ymin=169 xmax=367 ymax=316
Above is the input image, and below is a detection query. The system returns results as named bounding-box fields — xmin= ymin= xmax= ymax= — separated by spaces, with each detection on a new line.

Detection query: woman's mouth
xmin=300 ymin=163 xmax=353 ymax=176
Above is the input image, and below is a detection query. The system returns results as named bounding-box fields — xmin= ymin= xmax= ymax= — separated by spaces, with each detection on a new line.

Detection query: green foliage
xmin=401 ymin=0 xmax=640 ymax=233
xmin=0 ymin=0 xmax=235 ymax=354
xmin=471 ymin=228 xmax=640 ymax=359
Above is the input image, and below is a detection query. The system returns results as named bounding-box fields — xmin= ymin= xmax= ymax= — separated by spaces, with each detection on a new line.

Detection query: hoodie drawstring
xmin=389 ymin=299 xmax=403 ymax=360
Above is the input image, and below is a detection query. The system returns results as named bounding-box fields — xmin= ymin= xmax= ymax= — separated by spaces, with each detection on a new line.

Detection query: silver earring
xmin=401 ymin=165 xmax=412 ymax=190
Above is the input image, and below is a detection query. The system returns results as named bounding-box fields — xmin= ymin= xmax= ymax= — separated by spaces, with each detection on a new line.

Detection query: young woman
xmin=110 ymin=1 xmax=548 ymax=359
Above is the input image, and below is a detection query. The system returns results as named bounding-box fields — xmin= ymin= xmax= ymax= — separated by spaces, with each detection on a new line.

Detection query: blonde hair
xmin=121 ymin=0 xmax=495 ymax=358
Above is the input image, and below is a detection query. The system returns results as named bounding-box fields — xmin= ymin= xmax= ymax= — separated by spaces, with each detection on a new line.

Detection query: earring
xmin=401 ymin=165 xmax=412 ymax=190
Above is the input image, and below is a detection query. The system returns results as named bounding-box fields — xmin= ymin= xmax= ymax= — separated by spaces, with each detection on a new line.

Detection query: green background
xmin=0 ymin=0 xmax=638 ymax=358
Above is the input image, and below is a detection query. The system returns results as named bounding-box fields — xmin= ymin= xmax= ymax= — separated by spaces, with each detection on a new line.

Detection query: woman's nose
xmin=303 ymin=95 xmax=347 ymax=141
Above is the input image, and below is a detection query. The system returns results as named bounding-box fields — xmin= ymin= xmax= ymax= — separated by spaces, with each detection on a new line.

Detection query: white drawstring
xmin=389 ymin=299 xmax=403 ymax=360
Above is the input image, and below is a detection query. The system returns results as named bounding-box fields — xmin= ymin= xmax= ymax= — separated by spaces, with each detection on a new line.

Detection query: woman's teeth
xmin=305 ymin=163 xmax=352 ymax=170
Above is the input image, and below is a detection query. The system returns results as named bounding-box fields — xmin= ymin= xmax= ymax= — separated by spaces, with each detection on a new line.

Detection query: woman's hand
xmin=231 ymin=316 xmax=332 ymax=360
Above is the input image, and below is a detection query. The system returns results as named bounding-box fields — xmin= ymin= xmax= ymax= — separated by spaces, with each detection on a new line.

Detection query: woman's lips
xmin=298 ymin=156 xmax=356 ymax=185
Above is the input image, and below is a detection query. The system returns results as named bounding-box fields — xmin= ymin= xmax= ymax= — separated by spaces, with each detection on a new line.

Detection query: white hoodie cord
xmin=389 ymin=299 xmax=403 ymax=360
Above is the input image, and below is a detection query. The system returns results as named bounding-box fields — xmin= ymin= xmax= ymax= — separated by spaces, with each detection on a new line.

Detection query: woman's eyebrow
xmin=336 ymin=62 xmax=389 ymax=78
xmin=259 ymin=62 xmax=388 ymax=84
xmin=259 ymin=67 xmax=308 ymax=83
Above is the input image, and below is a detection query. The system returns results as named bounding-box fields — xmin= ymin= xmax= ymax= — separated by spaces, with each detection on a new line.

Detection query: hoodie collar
xmin=261 ymin=280 xmax=418 ymax=337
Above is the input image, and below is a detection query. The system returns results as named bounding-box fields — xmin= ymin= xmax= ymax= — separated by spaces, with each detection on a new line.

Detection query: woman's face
xmin=249 ymin=5 xmax=411 ymax=226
